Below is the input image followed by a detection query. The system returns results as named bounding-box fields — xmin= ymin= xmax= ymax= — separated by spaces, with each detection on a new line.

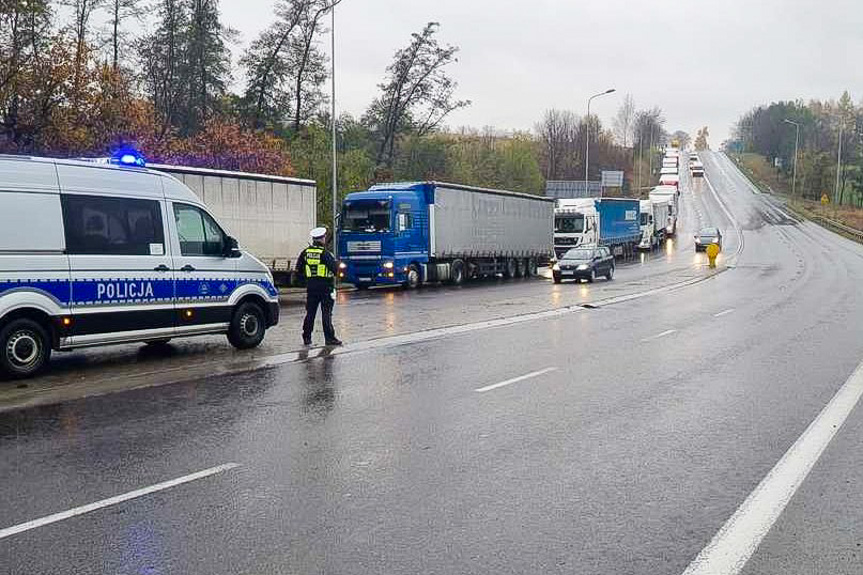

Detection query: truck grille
xmin=347 ymin=240 xmax=381 ymax=253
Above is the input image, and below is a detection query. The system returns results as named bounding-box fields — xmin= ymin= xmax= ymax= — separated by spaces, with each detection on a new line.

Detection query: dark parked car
xmin=552 ymin=246 xmax=615 ymax=283
xmin=694 ymin=227 xmax=723 ymax=251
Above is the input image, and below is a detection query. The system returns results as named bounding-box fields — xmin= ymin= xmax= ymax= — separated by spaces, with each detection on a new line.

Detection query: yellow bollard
xmin=706 ymin=243 xmax=720 ymax=268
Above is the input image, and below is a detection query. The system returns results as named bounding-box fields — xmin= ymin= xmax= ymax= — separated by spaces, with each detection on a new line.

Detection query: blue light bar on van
xmin=110 ymin=148 xmax=146 ymax=167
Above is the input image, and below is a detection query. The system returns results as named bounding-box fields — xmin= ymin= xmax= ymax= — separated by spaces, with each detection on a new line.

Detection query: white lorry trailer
xmin=151 ymin=164 xmax=317 ymax=285
xmin=649 ymin=186 xmax=679 ymax=237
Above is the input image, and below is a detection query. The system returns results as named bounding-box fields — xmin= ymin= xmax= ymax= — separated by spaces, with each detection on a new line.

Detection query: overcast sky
xmin=221 ymin=0 xmax=862 ymax=144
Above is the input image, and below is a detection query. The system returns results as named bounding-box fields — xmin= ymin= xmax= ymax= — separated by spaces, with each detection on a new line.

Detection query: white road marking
xmin=714 ymin=308 xmax=736 ymax=318
xmin=681 ymin=359 xmax=863 ymax=575
xmin=475 ymin=367 xmax=557 ymax=393
xmin=641 ymin=329 xmax=677 ymax=343
xmin=0 ymin=463 xmax=240 ymax=541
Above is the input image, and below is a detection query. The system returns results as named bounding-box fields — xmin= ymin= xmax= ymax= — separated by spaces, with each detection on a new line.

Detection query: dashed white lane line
xmin=641 ymin=329 xmax=678 ymax=343
xmin=0 ymin=463 xmax=240 ymax=541
xmin=681 ymin=359 xmax=863 ymax=575
xmin=475 ymin=367 xmax=557 ymax=393
xmin=714 ymin=308 xmax=736 ymax=318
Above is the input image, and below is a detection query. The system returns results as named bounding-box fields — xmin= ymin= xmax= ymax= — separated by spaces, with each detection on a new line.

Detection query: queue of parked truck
xmin=0 ymin=146 xmax=696 ymax=378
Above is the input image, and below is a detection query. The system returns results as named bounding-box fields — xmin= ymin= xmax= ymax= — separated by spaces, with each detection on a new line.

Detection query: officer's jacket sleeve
xmin=323 ymin=251 xmax=338 ymax=274
xmin=294 ymin=249 xmax=306 ymax=280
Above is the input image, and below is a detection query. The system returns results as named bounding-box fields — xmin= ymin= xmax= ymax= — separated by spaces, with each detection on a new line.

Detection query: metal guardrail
xmin=809 ymin=214 xmax=863 ymax=243
xmin=785 ymin=202 xmax=863 ymax=244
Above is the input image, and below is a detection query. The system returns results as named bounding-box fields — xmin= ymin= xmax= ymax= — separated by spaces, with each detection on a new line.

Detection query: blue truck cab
xmin=338 ymin=183 xmax=431 ymax=288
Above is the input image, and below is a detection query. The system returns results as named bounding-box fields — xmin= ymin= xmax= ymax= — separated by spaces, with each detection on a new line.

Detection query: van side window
xmin=62 ymin=195 xmax=164 ymax=256
xmin=174 ymin=204 xmax=225 ymax=257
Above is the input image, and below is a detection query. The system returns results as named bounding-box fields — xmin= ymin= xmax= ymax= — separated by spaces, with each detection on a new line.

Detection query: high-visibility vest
xmin=304 ymin=247 xmax=333 ymax=279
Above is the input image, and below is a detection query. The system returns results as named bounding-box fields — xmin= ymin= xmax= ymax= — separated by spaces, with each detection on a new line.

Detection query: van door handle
xmin=180 ymin=264 xmax=196 ymax=272
xmin=153 ymin=264 xmax=170 ymax=272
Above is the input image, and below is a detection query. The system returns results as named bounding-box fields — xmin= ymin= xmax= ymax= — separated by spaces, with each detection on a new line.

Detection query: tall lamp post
xmin=834 ymin=124 xmax=844 ymax=206
xmin=331 ymin=2 xmax=338 ymax=260
xmin=585 ymin=88 xmax=615 ymax=197
xmin=783 ymin=119 xmax=800 ymax=201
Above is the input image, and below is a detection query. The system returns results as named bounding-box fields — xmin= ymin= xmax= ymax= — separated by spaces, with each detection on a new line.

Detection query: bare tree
xmin=366 ymin=22 xmax=470 ymax=168
xmin=612 ymin=93 xmax=635 ymax=147
xmin=60 ymin=0 xmax=105 ymax=87
xmin=695 ymin=126 xmax=710 ymax=150
xmin=535 ymin=108 xmax=579 ymax=179
xmin=104 ymin=0 xmax=146 ymax=71
xmin=670 ymin=130 xmax=691 ymax=149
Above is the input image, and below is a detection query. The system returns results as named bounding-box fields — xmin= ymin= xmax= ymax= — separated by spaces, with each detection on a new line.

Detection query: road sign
xmin=821 ymin=193 xmax=830 ymax=205
xmin=545 ymin=180 xmax=601 ymax=199
xmin=601 ymin=170 xmax=624 ymax=188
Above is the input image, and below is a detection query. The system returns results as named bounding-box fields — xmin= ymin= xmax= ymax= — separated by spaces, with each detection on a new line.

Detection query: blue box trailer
xmin=553 ymin=197 xmax=642 ymax=258
xmin=338 ymin=182 xmax=554 ymax=289
xmin=597 ymin=198 xmax=641 ymax=246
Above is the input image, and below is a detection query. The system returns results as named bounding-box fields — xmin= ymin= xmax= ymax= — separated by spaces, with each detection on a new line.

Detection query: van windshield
xmin=342 ymin=200 xmax=391 ymax=233
xmin=555 ymin=214 xmax=584 ymax=233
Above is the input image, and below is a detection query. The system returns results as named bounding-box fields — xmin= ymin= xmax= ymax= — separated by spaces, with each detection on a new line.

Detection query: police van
xmin=0 ymin=152 xmax=280 ymax=378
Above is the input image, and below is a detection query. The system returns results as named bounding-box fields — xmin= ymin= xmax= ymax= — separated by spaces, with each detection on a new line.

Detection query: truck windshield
xmin=555 ymin=215 xmax=584 ymax=233
xmin=342 ymin=201 xmax=391 ymax=233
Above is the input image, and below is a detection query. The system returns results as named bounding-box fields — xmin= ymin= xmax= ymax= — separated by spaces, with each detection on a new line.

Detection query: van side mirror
xmin=225 ymin=236 xmax=241 ymax=258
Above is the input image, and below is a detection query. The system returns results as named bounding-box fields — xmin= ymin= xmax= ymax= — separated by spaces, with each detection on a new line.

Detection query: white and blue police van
xmin=0 ymin=151 xmax=280 ymax=379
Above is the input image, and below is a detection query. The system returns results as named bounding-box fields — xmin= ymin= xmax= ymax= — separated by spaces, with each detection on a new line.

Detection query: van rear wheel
xmin=1 ymin=318 xmax=51 ymax=379
xmin=228 ymin=302 xmax=266 ymax=350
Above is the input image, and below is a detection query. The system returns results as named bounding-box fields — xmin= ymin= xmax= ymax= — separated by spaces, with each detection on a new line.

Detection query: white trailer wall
xmin=432 ymin=185 xmax=553 ymax=258
xmin=152 ymin=165 xmax=316 ymax=269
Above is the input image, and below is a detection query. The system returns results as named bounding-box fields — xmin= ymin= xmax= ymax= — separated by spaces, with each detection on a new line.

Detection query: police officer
xmin=295 ymin=227 xmax=342 ymax=346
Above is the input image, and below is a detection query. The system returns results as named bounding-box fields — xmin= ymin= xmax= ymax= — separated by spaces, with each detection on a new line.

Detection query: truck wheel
xmin=527 ymin=258 xmax=538 ymax=276
xmin=227 ymin=301 xmax=266 ymax=350
xmin=0 ymin=318 xmax=51 ymax=379
xmin=451 ymin=260 xmax=466 ymax=285
xmin=515 ymin=258 xmax=525 ymax=278
xmin=504 ymin=258 xmax=516 ymax=278
xmin=405 ymin=264 xmax=421 ymax=289
xmin=606 ymin=266 xmax=615 ymax=281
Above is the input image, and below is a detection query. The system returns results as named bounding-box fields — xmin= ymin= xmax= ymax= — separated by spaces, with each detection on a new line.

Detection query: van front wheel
xmin=228 ymin=302 xmax=266 ymax=350
xmin=1 ymin=318 xmax=51 ymax=379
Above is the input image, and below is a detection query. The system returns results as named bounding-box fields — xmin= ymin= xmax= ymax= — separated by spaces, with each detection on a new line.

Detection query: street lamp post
xmin=585 ymin=88 xmax=615 ymax=197
xmin=783 ymin=119 xmax=800 ymax=201
xmin=834 ymin=124 xmax=843 ymax=206
xmin=331 ymin=3 xmax=338 ymax=260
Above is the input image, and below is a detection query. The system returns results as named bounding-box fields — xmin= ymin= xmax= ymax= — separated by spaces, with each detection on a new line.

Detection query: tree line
xmin=732 ymin=92 xmax=863 ymax=206
xmin=1 ymin=1 xmax=680 ymax=225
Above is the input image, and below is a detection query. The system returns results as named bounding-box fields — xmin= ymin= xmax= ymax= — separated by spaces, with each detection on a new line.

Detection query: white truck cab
xmin=554 ymin=198 xmax=598 ymax=258
xmin=0 ymin=153 xmax=280 ymax=378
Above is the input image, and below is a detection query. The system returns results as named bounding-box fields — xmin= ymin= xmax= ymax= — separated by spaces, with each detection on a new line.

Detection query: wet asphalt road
xmin=2 ymin=153 xmax=863 ymax=574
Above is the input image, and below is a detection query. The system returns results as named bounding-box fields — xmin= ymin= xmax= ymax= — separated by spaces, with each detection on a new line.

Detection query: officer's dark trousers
xmin=303 ymin=291 xmax=336 ymax=341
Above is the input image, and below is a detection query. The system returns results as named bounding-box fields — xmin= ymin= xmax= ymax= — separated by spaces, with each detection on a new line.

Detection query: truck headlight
xmin=339 ymin=261 xmax=347 ymax=269
xmin=383 ymin=261 xmax=394 ymax=270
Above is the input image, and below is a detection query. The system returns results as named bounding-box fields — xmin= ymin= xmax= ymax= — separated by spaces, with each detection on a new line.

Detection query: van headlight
xmin=339 ymin=261 xmax=347 ymax=270
xmin=383 ymin=261 xmax=394 ymax=270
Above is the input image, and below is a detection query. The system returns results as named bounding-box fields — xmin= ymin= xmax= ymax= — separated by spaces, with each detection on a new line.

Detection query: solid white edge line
xmin=681 ymin=359 xmax=863 ymax=575
xmin=641 ymin=329 xmax=677 ymax=343
xmin=475 ymin=367 xmax=557 ymax=393
xmin=0 ymin=463 xmax=240 ymax=541
xmin=714 ymin=308 xmax=736 ymax=318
